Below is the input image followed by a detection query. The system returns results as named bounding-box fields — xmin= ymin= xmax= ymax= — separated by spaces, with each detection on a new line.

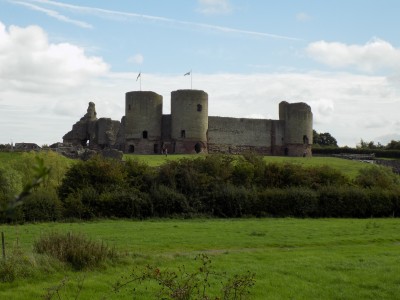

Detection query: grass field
xmin=124 ymin=154 xmax=368 ymax=179
xmin=1 ymin=218 xmax=399 ymax=299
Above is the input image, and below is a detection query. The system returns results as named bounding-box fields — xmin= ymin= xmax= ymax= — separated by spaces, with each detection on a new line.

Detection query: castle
xmin=63 ymin=89 xmax=313 ymax=156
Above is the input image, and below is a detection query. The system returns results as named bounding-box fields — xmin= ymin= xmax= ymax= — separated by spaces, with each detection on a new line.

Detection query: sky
xmin=1 ymin=0 xmax=400 ymax=147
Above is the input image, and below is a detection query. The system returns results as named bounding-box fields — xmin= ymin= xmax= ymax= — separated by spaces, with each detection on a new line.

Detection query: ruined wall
xmin=207 ymin=117 xmax=285 ymax=154
xmin=95 ymin=118 xmax=121 ymax=148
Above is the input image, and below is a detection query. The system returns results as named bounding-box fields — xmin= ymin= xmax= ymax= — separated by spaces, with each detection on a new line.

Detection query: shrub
xmin=60 ymin=186 xmax=100 ymax=219
xmin=124 ymin=158 xmax=156 ymax=192
xmin=58 ymin=155 xmax=126 ymax=200
xmin=263 ymin=163 xmax=308 ymax=188
xmin=11 ymin=151 xmax=70 ymax=190
xmin=206 ymin=184 xmax=255 ymax=217
xmin=113 ymin=253 xmax=256 ymax=300
xmin=151 ymin=185 xmax=190 ymax=217
xmin=34 ymin=232 xmax=118 ymax=270
xmin=318 ymin=186 xmax=369 ymax=218
xmin=22 ymin=188 xmax=63 ymax=222
xmin=367 ymin=188 xmax=395 ymax=217
xmin=232 ymin=159 xmax=255 ymax=188
xmin=157 ymin=158 xmax=214 ymax=196
xmin=286 ymin=187 xmax=319 ymax=217
xmin=307 ymin=165 xmax=350 ymax=188
xmin=256 ymin=187 xmax=318 ymax=217
xmin=354 ymin=165 xmax=400 ymax=189
xmin=98 ymin=188 xmax=153 ymax=219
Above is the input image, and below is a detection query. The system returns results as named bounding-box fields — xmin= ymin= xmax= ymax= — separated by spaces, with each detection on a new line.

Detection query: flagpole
xmin=136 ymin=71 xmax=142 ymax=91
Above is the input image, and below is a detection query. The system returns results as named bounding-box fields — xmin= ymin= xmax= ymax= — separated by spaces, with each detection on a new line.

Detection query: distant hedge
xmin=312 ymin=147 xmax=400 ymax=158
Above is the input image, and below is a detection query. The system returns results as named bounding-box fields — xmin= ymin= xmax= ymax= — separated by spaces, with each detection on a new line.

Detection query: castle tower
xmin=171 ymin=89 xmax=208 ymax=153
xmin=279 ymin=101 xmax=313 ymax=157
xmin=125 ymin=91 xmax=163 ymax=154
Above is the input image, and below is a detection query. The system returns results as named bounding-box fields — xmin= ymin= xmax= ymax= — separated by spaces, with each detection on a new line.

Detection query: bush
xmin=58 ymin=155 xmax=126 ymax=200
xmin=113 ymin=253 xmax=256 ymax=299
xmin=367 ymin=188 xmax=395 ymax=217
xmin=22 ymin=188 xmax=63 ymax=222
xmin=306 ymin=165 xmax=350 ymax=188
xmin=318 ymin=186 xmax=369 ymax=218
xmin=232 ymin=159 xmax=255 ymax=188
xmin=125 ymin=158 xmax=156 ymax=192
xmin=34 ymin=232 xmax=118 ymax=270
xmin=262 ymin=163 xmax=308 ymax=188
xmin=256 ymin=188 xmax=318 ymax=217
xmin=354 ymin=165 xmax=400 ymax=189
xmin=151 ymin=185 xmax=190 ymax=217
xmin=98 ymin=188 xmax=153 ymax=219
xmin=206 ymin=184 xmax=256 ymax=217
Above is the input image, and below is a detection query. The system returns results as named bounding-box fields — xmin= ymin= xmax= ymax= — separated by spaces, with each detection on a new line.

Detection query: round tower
xmin=125 ymin=91 xmax=163 ymax=154
xmin=171 ymin=89 xmax=208 ymax=153
xmin=279 ymin=101 xmax=313 ymax=157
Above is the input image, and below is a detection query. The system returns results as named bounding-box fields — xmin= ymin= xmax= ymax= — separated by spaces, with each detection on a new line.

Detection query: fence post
xmin=1 ymin=232 xmax=5 ymax=260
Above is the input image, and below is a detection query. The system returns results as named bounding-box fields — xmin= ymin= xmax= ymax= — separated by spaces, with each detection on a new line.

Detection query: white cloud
xmin=197 ymin=0 xmax=232 ymax=15
xmin=128 ymin=54 xmax=144 ymax=65
xmin=307 ymin=38 xmax=400 ymax=72
xmin=0 ymin=21 xmax=109 ymax=93
xmin=296 ymin=12 xmax=310 ymax=22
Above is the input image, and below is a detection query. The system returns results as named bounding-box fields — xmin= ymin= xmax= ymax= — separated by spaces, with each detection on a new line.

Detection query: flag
xmin=184 ymin=71 xmax=191 ymax=76
xmin=136 ymin=72 xmax=141 ymax=81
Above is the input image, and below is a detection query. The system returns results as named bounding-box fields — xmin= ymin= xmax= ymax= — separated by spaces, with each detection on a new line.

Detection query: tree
xmin=313 ymin=130 xmax=338 ymax=147
xmin=385 ymin=140 xmax=400 ymax=150
xmin=357 ymin=139 xmax=384 ymax=149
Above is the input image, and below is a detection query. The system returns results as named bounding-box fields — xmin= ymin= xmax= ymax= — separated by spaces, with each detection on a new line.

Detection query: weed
xmin=113 ymin=253 xmax=256 ymax=299
xmin=33 ymin=232 xmax=118 ymax=270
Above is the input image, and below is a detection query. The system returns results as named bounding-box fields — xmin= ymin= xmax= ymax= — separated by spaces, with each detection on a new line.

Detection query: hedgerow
xmin=2 ymin=153 xmax=400 ymax=222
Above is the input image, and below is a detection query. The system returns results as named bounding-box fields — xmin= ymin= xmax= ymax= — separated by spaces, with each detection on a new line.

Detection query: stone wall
xmin=207 ymin=117 xmax=285 ymax=154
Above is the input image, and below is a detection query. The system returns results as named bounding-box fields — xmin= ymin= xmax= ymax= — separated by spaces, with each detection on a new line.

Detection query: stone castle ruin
xmin=63 ymin=89 xmax=313 ymax=157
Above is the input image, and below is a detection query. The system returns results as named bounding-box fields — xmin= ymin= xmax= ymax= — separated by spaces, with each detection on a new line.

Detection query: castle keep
xmin=63 ymin=89 xmax=313 ymax=156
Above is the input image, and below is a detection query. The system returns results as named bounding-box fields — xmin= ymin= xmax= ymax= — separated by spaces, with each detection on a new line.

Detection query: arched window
xmin=197 ymin=104 xmax=202 ymax=112
xmin=143 ymin=131 xmax=148 ymax=139
xmin=129 ymin=145 xmax=135 ymax=153
xmin=303 ymin=135 xmax=309 ymax=145
xmin=181 ymin=130 xmax=186 ymax=138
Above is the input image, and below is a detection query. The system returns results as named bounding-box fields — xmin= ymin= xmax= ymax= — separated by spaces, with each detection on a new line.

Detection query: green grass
xmin=124 ymin=154 xmax=368 ymax=179
xmin=1 ymin=218 xmax=399 ymax=299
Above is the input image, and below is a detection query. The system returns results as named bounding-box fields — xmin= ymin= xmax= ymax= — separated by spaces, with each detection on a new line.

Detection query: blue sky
xmin=1 ymin=0 xmax=400 ymax=146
